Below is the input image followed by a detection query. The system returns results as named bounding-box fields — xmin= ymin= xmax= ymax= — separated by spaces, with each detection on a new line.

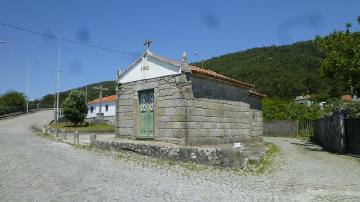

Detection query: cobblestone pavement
xmin=1 ymin=111 xmax=360 ymax=201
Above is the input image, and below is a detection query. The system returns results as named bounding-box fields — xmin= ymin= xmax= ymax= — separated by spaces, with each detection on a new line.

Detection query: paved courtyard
xmin=0 ymin=111 xmax=359 ymax=201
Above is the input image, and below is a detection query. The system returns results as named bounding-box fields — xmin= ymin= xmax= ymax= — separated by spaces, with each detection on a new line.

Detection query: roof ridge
xmin=188 ymin=65 xmax=255 ymax=89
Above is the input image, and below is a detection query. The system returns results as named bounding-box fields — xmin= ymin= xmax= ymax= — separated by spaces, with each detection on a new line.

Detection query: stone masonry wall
xmin=156 ymin=74 xmax=191 ymax=144
xmin=116 ymin=74 xmax=190 ymax=144
xmin=184 ymin=75 xmax=263 ymax=145
xmin=313 ymin=110 xmax=346 ymax=153
xmin=116 ymin=73 xmax=263 ymax=146
xmin=263 ymin=120 xmax=298 ymax=137
xmin=250 ymin=109 xmax=263 ymax=137
xmin=248 ymin=95 xmax=263 ymax=137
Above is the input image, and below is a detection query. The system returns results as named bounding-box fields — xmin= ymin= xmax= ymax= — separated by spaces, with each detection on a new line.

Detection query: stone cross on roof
xmin=144 ymin=40 xmax=152 ymax=52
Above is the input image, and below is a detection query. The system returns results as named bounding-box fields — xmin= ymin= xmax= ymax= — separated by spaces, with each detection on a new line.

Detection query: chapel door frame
xmin=137 ymin=89 xmax=155 ymax=139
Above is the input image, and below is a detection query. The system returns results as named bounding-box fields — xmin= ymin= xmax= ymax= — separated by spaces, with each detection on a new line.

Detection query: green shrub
xmin=263 ymin=98 xmax=321 ymax=123
xmin=62 ymin=90 xmax=88 ymax=125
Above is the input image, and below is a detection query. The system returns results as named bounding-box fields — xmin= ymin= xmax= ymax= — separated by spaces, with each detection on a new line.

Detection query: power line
xmin=2 ymin=35 xmax=130 ymax=61
xmin=0 ymin=21 xmax=141 ymax=56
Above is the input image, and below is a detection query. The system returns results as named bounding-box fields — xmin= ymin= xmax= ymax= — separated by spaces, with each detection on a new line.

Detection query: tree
xmin=0 ymin=91 xmax=26 ymax=108
xmin=61 ymin=90 xmax=88 ymax=125
xmin=315 ymin=18 xmax=360 ymax=96
xmin=0 ymin=90 xmax=26 ymax=115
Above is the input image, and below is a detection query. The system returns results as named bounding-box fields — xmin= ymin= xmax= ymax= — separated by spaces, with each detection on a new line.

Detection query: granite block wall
xmin=116 ymin=73 xmax=264 ymax=146
xmin=313 ymin=110 xmax=346 ymax=153
xmin=263 ymin=120 xmax=298 ymax=137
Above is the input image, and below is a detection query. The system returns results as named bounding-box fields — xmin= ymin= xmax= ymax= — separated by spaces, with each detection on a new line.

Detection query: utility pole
xmin=193 ymin=52 xmax=204 ymax=68
xmin=56 ymin=35 xmax=61 ymax=122
xmin=85 ymin=85 xmax=88 ymax=103
xmin=26 ymin=62 xmax=30 ymax=113
xmin=93 ymin=85 xmax=108 ymax=121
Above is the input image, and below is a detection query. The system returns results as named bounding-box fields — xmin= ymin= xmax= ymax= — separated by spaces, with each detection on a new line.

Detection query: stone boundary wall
xmin=91 ymin=139 xmax=271 ymax=169
xmin=32 ymin=125 xmax=113 ymax=145
xmin=313 ymin=111 xmax=346 ymax=153
xmin=263 ymin=121 xmax=298 ymax=137
xmin=345 ymin=118 xmax=360 ymax=154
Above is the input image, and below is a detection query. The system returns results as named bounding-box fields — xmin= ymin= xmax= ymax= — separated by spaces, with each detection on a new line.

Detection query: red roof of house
xmin=88 ymin=95 xmax=117 ymax=104
xmin=341 ymin=94 xmax=352 ymax=101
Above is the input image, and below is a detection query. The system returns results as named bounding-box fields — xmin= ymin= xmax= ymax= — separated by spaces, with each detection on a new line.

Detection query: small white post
xmin=74 ymin=131 xmax=79 ymax=145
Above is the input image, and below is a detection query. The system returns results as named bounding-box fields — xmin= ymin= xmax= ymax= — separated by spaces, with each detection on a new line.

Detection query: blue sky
xmin=1 ymin=0 xmax=359 ymax=100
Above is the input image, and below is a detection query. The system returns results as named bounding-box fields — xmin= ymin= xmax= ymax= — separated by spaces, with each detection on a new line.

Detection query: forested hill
xmin=36 ymin=80 xmax=116 ymax=107
xmin=194 ymin=41 xmax=345 ymax=99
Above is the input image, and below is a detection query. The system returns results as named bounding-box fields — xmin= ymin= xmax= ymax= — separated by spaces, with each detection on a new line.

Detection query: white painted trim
xmin=118 ymin=53 xmax=181 ymax=84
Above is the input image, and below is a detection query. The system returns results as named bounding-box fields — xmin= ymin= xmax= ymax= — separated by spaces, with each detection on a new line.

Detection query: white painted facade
xmin=86 ymin=101 xmax=116 ymax=118
xmin=118 ymin=52 xmax=182 ymax=84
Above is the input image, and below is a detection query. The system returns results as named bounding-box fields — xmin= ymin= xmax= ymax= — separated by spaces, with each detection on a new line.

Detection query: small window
xmin=105 ymin=105 xmax=109 ymax=112
xmin=90 ymin=106 xmax=94 ymax=113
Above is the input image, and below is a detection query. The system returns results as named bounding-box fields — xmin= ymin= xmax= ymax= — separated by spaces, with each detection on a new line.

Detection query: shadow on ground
xmin=291 ymin=140 xmax=324 ymax=152
xmin=291 ymin=140 xmax=360 ymax=159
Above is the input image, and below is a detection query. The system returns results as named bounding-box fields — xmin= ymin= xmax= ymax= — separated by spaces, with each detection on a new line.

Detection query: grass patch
xmin=49 ymin=122 xmax=114 ymax=133
xmin=297 ymin=129 xmax=314 ymax=140
xmin=73 ymin=144 xmax=90 ymax=150
xmin=34 ymin=131 xmax=65 ymax=143
xmin=253 ymin=144 xmax=280 ymax=174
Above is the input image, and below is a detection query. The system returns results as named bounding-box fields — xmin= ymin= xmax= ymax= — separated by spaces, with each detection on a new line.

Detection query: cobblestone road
xmin=1 ymin=111 xmax=359 ymax=201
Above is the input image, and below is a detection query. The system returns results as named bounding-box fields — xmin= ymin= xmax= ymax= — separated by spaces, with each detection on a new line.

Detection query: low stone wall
xmin=263 ymin=121 xmax=298 ymax=137
xmin=313 ymin=111 xmax=346 ymax=153
xmin=34 ymin=126 xmax=114 ymax=146
xmin=92 ymin=139 xmax=270 ymax=168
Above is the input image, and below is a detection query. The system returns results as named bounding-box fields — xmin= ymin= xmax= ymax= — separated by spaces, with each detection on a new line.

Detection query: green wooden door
xmin=139 ymin=90 xmax=154 ymax=138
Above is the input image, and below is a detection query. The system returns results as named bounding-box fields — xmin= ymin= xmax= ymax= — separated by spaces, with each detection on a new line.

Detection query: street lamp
xmin=26 ymin=60 xmax=39 ymax=113
xmin=0 ymin=41 xmax=5 ymax=43
xmin=193 ymin=51 xmax=204 ymax=68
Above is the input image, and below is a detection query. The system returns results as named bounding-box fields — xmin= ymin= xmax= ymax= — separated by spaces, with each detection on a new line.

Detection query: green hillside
xmin=193 ymin=40 xmax=346 ymax=99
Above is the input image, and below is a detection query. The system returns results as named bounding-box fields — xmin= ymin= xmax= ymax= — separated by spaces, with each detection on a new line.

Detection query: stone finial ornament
xmin=181 ymin=52 xmax=190 ymax=72
xmin=182 ymin=52 xmax=187 ymax=63
xmin=116 ymin=68 xmax=123 ymax=83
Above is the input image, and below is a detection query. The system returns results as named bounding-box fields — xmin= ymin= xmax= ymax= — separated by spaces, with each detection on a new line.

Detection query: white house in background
xmin=294 ymin=95 xmax=312 ymax=106
xmin=86 ymin=95 xmax=117 ymax=123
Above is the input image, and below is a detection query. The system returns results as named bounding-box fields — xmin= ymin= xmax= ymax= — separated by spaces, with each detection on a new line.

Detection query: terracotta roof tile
xmin=88 ymin=95 xmax=117 ymax=104
xmin=341 ymin=94 xmax=352 ymax=101
xmin=189 ymin=65 xmax=255 ymax=89
xmin=249 ymin=90 xmax=267 ymax=98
